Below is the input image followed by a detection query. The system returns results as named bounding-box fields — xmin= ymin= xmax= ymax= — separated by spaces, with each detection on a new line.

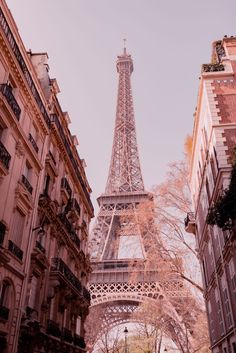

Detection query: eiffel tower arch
xmin=87 ymin=47 xmax=191 ymax=352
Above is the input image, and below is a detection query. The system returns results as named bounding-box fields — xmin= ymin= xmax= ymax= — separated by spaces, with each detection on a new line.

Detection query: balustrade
xmin=0 ymin=140 xmax=11 ymax=170
xmin=28 ymin=133 xmax=39 ymax=153
xmin=0 ymin=84 xmax=21 ymax=120
xmin=8 ymin=240 xmax=23 ymax=260
xmin=21 ymin=174 xmax=33 ymax=194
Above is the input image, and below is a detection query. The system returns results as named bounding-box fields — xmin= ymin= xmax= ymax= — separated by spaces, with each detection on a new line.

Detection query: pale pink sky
xmin=6 ymin=0 xmax=236 ymax=212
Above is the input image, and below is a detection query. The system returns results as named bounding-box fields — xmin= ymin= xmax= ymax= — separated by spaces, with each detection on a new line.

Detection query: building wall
xmin=0 ymin=1 xmax=93 ymax=352
xmin=188 ymin=37 xmax=236 ymax=353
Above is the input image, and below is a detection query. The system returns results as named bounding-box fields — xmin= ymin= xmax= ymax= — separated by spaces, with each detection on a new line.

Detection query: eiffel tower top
xmin=105 ymin=45 xmax=145 ymax=195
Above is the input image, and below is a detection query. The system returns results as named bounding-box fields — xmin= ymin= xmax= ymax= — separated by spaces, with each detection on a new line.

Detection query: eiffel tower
xmin=88 ymin=46 xmax=190 ymax=351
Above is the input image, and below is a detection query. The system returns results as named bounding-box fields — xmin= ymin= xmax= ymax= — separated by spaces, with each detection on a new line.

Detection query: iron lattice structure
xmin=88 ymin=48 xmax=191 ymax=352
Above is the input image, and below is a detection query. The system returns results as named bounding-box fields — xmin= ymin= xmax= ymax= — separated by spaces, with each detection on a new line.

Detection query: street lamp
xmin=124 ymin=327 xmax=128 ymax=353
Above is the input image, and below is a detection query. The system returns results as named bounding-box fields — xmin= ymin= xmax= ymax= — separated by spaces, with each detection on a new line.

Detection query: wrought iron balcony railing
xmin=0 ymin=140 xmax=11 ymax=170
xmin=184 ymin=212 xmax=196 ymax=234
xmin=46 ymin=319 xmax=61 ymax=338
xmin=0 ymin=221 xmax=6 ymax=246
xmin=21 ymin=175 xmax=33 ymax=194
xmin=0 ymin=305 xmax=9 ymax=321
xmin=74 ymin=334 xmax=86 ymax=349
xmin=82 ymin=286 xmax=91 ymax=302
xmin=202 ymin=63 xmax=225 ymax=73
xmin=61 ymin=327 xmax=73 ymax=343
xmin=28 ymin=133 xmax=39 ymax=153
xmin=8 ymin=240 xmax=23 ymax=261
xmin=0 ymin=9 xmax=51 ymax=128
xmin=61 ymin=177 xmax=72 ymax=198
xmin=0 ymin=84 xmax=21 ymax=120
xmin=58 ymin=213 xmax=80 ymax=249
xmin=51 ymin=257 xmax=82 ymax=293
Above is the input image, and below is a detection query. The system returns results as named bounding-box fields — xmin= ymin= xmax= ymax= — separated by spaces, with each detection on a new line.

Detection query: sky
xmin=6 ymin=0 xmax=236 ymax=213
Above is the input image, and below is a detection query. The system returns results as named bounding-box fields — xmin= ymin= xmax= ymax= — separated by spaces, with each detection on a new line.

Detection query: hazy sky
xmin=6 ymin=0 xmax=236 ymax=212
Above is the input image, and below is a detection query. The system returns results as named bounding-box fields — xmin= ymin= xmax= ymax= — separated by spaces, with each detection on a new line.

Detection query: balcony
xmin=0 ymin=221 xmax=6 ymax=246
xmin=28 ymin=133 xmax=39 ymax=153
xmin=61 ymin=327 xmax=73 ymax=343
xmin=46 ymin=319 xmax=61 ymax=338
xmin=0 ymin=84 xmax=21 ymax=120
xmin=51 ymin=257 xmax=82 ymax=293
xmin=61 ymin=177 xmax=72 ymax=198
xmin=82 ymin=286 xmax=91 ymax=302
xmin=74 ymin=334 xmax=86 ymax=349
xmin=21 ymin=174 xmax=33 ymax=194
xmin=8 ymin=240 xmax=23 ymax=260
xmin=184 ymin=212 xmax=196 ymax=234
xmin=202 ymin=63 xmax=224 ymax=73
xmin=0 ymin=140 xmax=11 ymax=170
xmin=0 ymin=305 xmax=9 ymax=321
xmin=58 ymin=213 xmax=80 ymax=248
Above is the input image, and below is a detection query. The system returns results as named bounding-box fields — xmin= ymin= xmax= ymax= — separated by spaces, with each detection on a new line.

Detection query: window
xmin=210 ymin=157 xmax=217 ymax=182
xmin=232 ymin=342 xmax=236 ymax=353
xmin=24 ymin=161 xmax=32 ymax=181
xmin=11 ymin=208 xmax=25 ymax=247
xmin=229 ymin=258 xmax=236 ymax=301
xmin=28 ymin=275 xmax=39 ymax=309
xmin=76 ymin=316 xmax=81 ymax=335
xmin=206 ymin=178 xmax=211 ymax=205
xmin=215 ymin=288 xmax=224 ymax=335
xmin=223 ymin=288 xmax=233 ymax=328
xmin=0 ymin=280 xmax=10 ymax=307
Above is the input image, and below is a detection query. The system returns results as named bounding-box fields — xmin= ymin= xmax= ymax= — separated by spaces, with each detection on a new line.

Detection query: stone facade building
xmin=0 ymin=1 xmax=93 ymax=352
xmin=186 ymin=37 xmax=236 ymax=353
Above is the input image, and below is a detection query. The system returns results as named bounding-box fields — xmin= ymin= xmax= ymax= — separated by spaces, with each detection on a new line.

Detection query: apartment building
xmin=186 ymin=37 xmax=236 ymax=353
xmin=0 ymin=1 xmax=93 ymax=352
